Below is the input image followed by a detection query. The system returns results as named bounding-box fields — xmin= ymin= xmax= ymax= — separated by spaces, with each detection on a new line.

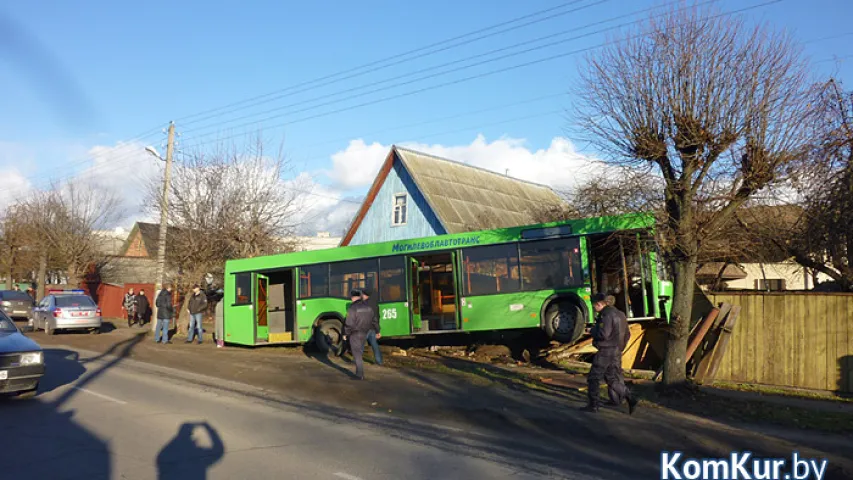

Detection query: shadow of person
xmin=157 ymin=422 xmax=224 ymax=480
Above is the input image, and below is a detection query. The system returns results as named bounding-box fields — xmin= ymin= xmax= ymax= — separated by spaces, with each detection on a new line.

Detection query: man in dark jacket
xmin=343 ymin=289 xmax=374 ymax=380
xmin=360 ymin=289 xmax=383 ymax=366
xmin=187 ymin=284 xmax=208 ymax=344
xmin=155 ymin=284 xmax=175 ymax=345
xmin=136 ymin=290 xmax=150 ymax=327
xmin=583 ymin=293 xmax=638 ymax=414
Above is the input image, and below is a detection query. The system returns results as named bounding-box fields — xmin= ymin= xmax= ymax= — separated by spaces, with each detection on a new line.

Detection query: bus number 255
xmin=382 ymin=308 xmax=398 ymax=320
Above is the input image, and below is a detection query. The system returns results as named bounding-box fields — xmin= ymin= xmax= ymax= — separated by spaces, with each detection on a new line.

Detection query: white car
xmin=31 ymin=290 xmax=102 ymax=335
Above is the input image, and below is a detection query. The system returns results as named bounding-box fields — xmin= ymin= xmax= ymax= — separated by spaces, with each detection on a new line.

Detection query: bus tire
xmin=315 ymin=318 xmax=344 ymax=356
xmin=544 ymin=301 xmax=585 ymax=344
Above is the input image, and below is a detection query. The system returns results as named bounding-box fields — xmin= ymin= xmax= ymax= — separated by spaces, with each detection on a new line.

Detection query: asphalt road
xmin=0 ymin=346 xmax=597 ymax=480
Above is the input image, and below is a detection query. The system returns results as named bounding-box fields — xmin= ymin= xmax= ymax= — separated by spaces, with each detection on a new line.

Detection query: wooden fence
xmin=708 ymin=292 xmax=853 ymax=394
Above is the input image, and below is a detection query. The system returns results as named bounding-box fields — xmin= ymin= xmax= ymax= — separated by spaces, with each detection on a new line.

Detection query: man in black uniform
xmin=343 ymin=289 xmax=374 ymax=380
xmin=360 ymin=289 xmax=383 ymax=366
xmin=582 ymin=293 xmax=638 ymax=414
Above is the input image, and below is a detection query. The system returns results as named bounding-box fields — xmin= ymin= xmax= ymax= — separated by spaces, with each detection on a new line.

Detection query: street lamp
xmin=145 ymin=146 xmax=163 ymax=161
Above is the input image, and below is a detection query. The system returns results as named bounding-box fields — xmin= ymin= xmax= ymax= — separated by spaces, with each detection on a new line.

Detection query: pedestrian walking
xmin=136 ymin=289 xmax=150 ymax=327
xmin=155 ymin=284 xmax=175 ymax=344
xmin=186 ymin=284 xmax=208 ymax=344
xmin=343 ymin=289 xmax=374 ymax=380
xmin=122 ymin=288 xmax=138 ymax=328
xmin=360 ymin=289 xmax=382 ymax=366
xmin=582 ymin=293 xmax=638 ymax=414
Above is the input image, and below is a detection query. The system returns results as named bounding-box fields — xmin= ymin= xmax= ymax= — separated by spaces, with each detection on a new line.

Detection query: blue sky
xmin=1 ymin=0 xmax=851 ymax=234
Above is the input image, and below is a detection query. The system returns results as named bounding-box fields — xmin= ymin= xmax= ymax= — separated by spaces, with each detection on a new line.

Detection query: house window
xmin=756 ymin=279 xmax=786 ymax=291
xmin=392 ymin=193 xmax=407 ymax=226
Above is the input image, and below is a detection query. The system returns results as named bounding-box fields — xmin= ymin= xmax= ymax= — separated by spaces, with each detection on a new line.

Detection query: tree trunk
xmin=37 ymin=252 xmax=47 ymax=302
xmin=67 ymin=263 xmax=79 ymax=288
xmin=662 ymin=257 xmax=698 ymax=387
xmin=177 ymin=291 xmax=191 ymax=336
xmin=5 ymin=247 xmax=14 ymax=289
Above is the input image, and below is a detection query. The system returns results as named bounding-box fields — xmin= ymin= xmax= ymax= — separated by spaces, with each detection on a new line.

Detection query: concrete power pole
xmin=152 ymin=122 xmax=175 ymax=332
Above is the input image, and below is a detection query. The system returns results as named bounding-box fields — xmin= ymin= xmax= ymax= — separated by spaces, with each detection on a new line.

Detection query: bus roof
xmin=225 ymin=212 xmax=655 ymax=273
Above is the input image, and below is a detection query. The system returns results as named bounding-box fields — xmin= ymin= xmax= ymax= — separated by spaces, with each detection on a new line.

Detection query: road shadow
xmin=156 ymin=422 xmax=224 ymax=480
xmin=302 ymin=348 xmax=357 ymax=379
xmin=0 ymin=331 xmax=146 ymax=479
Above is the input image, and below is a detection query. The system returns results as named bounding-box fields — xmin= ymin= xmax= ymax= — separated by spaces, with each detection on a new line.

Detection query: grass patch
xmin=708 ymin=381 xmax=853 ymax=403
xmin=633 ymin=383 xmax=853 ymax=434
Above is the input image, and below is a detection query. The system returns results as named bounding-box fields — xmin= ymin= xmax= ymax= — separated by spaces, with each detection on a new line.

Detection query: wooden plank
xmin=828 ymin=296 xmax=839 ymax=392
xmin=694 ymin=303 xmax=732 ymax=381
xmin=795 ymin=293 xmax=806 ymax=390
xmin=814 ymin=295 xmax=828 ymax=390
xmin=704 ymin=305 xmax=741 ymax=381
xmin=764 ymin=293 xmax=777 ymax=386
xmin=771 ymin=294 xmax=785 ymax=387
xmin=847 ymin=296 xmax=853 ymax=393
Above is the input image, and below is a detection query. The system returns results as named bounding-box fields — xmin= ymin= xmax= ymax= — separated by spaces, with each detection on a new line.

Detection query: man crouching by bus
xmin=582 ymin=293 xmax=638 ymax=414
xmin=343 ymin=289 xmax=374 ymax=380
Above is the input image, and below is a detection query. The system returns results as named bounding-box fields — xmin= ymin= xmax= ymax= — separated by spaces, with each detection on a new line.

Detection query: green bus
xmin=222 ymin=212 xmax=673 ymax=351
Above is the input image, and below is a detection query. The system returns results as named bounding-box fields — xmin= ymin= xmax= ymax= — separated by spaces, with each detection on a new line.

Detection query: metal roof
xmin=393 ymin=146 xmax=567 ymax=234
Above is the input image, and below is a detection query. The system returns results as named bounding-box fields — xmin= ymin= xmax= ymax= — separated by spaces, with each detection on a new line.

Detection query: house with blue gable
xmin=340 ymin=146 xmax=567 ymax=246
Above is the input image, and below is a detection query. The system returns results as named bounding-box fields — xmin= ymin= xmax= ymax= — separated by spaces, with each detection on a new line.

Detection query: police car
xmin=31 ymin=289 xmax=102 ymax=335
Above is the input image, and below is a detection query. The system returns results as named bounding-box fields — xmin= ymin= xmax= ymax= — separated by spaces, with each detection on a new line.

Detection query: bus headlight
xmin=1 ymin=301 xmax=10 ymax=307
xmin=20 ymin=352 xmax=43 ymax=365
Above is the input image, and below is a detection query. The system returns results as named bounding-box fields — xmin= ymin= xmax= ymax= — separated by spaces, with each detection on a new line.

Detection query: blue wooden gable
xmin=347 ymin=158 xmax=445 ymax=246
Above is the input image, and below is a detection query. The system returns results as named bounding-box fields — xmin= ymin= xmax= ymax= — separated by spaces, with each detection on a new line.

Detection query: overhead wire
xmin=180 ymin=0 xmax=780 ymax=151
xmin=8 ymin=0 xmax=786 ymax=205
xmin=180 ymin=0 xmax=680 ymax=137
xmin=175 ymin=0 xmax=596 ymax=126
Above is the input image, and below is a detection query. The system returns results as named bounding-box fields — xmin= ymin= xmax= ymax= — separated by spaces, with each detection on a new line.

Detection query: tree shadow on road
xmin=156 ymin=422 xmax=224 ymax=480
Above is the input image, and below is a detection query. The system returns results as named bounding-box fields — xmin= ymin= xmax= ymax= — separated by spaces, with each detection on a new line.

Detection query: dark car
xmin=0 ymin=309 xmax=44 ymax=398
xmin=0 ymin=289 xmax=35 ymax=321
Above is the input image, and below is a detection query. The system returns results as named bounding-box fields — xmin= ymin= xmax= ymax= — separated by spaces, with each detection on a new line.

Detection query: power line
xmin=175 ymin=0 xmax=596 ymax=125
xmin=180 ymin=0 xmax=675 ymax=137
xmin=181 ymin=0 xmax=780 ymax=151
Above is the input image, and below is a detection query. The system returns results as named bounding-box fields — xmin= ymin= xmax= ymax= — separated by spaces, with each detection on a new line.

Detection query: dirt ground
xmin=23 ymin=320 xmax=853 ymax=478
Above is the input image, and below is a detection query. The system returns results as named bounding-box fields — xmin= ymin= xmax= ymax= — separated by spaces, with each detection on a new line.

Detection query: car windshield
xmin=55 ymin=296 xmax=96 ymax=308
xmin=0 ymin=315 xmax=16 ymax=332
xmin=1 ymin=291 xmax=33 ymax=302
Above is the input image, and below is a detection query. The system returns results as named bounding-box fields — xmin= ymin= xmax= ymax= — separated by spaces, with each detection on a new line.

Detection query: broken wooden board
xmin=696 ymin=305 xmax=741 ymax=382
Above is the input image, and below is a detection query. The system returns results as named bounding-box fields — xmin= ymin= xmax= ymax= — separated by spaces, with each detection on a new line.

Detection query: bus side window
xmin=234 ymin=273 xmax=251 ymax=305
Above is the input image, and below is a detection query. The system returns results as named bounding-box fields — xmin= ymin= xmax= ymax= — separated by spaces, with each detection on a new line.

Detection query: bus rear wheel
xmin=544 ymin=301 xmax=585 ymax=344
xmin=315 ymin=319 xmax=344 ymax=356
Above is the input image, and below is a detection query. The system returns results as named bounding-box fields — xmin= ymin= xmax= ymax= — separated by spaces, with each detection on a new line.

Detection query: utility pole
xmin=152 ymin=122 xmax=175 ymax=332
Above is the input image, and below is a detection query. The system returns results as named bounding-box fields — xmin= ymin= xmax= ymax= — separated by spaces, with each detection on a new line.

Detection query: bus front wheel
xmin=544 ymin=301 xmax=585 ymax=344
xmin=315 ymin=319 xmax=344 ymax=356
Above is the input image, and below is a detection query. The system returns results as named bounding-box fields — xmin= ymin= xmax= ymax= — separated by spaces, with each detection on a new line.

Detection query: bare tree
xmin=575 ymin=3 xmax=812 ymax=387
xmin=147 ymin=138 xmax=305 ymax=332
xmin=0 ymin=204 xmax=42 ymax=289
xmin=22 ymin=181 xmax=123 ymax=288
xmin=751 ymin=80 xmax=853 ymax=290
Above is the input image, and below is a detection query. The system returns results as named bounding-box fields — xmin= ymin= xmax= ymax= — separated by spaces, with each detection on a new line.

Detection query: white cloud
xmin=0 ymin=169 xmax=33 ymax=210
xmin=296 ymin=134 xmax=606 ymax=237
xmin=288 ymin=173 xmax=361 ymax=237
xmin=326 ymin=134 xmax=603 ymax=192
xmin=326 ymin=139 xmax=389 ymax=189
xmin=75 ymin=141 xmax=162 ymax=227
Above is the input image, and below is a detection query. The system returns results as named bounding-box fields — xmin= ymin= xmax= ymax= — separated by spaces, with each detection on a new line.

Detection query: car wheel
xmin=544 ymin=301 xmax=585 ymax=344
xmin=315 ymin=318 xmax=344 ymax=356
xmin=90 ymin=326 xmax=101 ymax=335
